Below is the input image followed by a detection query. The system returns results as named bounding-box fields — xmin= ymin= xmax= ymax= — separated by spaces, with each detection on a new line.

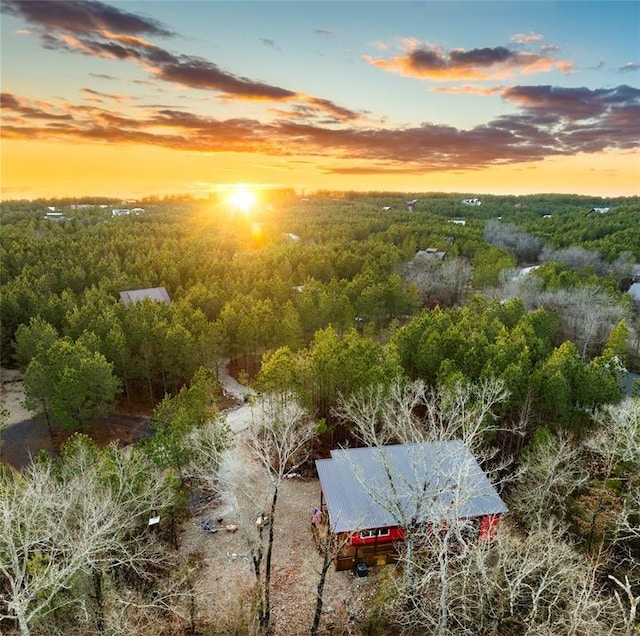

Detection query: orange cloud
xmin=3 ymin=84 xmax=638 ymax=173
xmin=430 ymin=85 xmax=504 ymax=96
xmin=364 ymin=43 xmax=575 ymax=81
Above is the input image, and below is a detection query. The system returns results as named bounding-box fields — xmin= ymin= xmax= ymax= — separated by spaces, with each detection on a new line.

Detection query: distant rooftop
xmin=119 ymin=287 xmax=171 ymax=307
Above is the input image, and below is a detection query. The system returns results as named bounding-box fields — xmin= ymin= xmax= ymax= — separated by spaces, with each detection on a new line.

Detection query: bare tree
xmin=509 ymin=431 xmax=590 ymax=531
xmin=590 ymin=398 xmax=640 ymax=467
xmin=335 ymin=376 xmax=511 ymax=457
xmin=483 ymin=219 xmax=543 ymax=263
xmin=244 ymin=393 xmax=315 ymax=635
xmin=540 ymin=245 xmax=604 ymax=272
xmin=180 ymin=415 xmax=233 ymax=499
xmin=609 ymin=574 xmax=640 ymax=636
xmin=587 ymin=399 xmax=640 ymax=577
xmin=380 ymin=519 xmax=621 ymax=635
xmin=496 ymin=277 xmax=630 ymax=360
xmin=0 ymin=462 xmax=90 ymax=636
xmin=309 ymin=520 xmax=351 ymax=636
xmin=0 ymin=438 xmax=180 ymax=636
xmin=399 ymin=255 xmax=472 ymax=307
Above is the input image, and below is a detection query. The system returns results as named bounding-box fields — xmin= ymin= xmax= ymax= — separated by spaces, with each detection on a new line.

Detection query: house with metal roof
xmin=119 ymin=287 xmax=171 ymax=307
xmin=315 ymin=441 xmax=507 ymax=570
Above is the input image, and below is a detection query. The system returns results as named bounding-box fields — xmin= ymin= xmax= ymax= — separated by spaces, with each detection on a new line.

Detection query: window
xmin=359 ymin=528 xmax=391 ymax=540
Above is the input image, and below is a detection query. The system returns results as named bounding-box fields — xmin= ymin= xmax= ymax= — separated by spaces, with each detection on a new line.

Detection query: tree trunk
xmin=311 ymin=551 xmax=332 ymax=635
xmin=93 ymin=569 xmax=105 ymax=633
xmin=16 ymin=610 xmax=31 ymax=636
xmin=403 ymin=532 xmax=417 ymax=608
xmin=260 ymin=484 xmax=279 ymax=635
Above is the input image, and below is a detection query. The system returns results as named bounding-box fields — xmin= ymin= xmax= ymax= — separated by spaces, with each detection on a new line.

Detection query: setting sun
xmin=228 ymin=186 xmax=256 ymax=215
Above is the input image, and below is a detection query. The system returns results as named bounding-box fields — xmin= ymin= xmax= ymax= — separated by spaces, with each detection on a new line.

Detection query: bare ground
xmin=0 ymin=368 xmax=30 ymax=428
xmin=181 ymin=470 xmax=380 ymax=635
xmin=180 ymin=373 xmax=381 ymax=635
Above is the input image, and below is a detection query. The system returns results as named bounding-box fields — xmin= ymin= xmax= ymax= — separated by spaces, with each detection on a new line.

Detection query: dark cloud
xmin=81 ymin=87 xmax=134 ymax=102
xmin=449 ymin=46 xmax=515 ymax=67
xmin=4 ymin=0 xmax=298 ymax=101
xmin=260 ymin=38 xmax=279 ymax=50
xmin=302 ymin=98 xmax=360 ymax=122
xmin=502 ymin=84 xmax=640 ymax=122
xmin=365 ymin=43 xmax=574 ymax=80
xmin=0 ymin=92 xmax=72 ymax=120
xmin=155 ymin=57 xmax=296 ymax=99
xmin=89 ymin=72 xmax=117 ymax=80
xmin=2 ymin=84 xmax=637 ymax=170
xmin=1 ymin=0 xmax=173 ymax=37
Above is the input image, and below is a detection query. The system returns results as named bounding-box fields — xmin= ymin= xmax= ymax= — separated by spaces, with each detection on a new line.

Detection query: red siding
xmin=350 ymin=526 xmax=406 ymax=546
xmin=479 ymin=514 xmax=500 ymax=539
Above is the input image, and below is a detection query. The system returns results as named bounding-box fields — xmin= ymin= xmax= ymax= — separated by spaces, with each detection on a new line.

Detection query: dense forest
xmin=1 ymin=192 xmax=639 ymax=635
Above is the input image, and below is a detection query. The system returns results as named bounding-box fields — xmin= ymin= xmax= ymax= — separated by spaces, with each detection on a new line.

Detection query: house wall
xmin=479 ymin=514 xmax=501 ymax=539
xmin=335 ymin=535 xmax=402 ymax=571
xmin=332 ymin=514 xmax=503 ymax=571
xmin=350 ymin=526 xmax=406 ymax=546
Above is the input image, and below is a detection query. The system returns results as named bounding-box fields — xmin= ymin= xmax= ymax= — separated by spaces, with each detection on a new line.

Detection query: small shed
xmin=119 ymin=287 xmax=171 ymax=307
xmin=315 ymin=441 xmax=507 ymax=570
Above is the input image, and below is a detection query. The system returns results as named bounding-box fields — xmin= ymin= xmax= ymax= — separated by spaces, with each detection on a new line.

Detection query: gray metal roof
xmin=119 ymin=287 xmax=171 ymax=307
xmin=316 ymin=441 xmax=508 ymax=533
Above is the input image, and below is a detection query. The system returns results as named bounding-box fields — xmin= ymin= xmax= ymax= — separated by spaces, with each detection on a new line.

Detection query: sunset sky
xmin=1 ymin=0 xmax=639 ymax=200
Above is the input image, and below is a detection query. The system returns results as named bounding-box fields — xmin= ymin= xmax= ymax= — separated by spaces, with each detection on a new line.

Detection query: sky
xmin=1 ymin=0 xmax=639 ymax=200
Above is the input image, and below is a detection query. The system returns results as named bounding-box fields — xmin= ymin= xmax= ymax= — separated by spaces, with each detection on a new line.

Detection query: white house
xmin=462 ymin=198 xmax=482 ymax=206
xmin=628 ymin=282 xmax=640 ymax=304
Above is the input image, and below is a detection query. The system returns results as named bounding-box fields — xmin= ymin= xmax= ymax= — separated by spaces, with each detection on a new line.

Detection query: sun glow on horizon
xmin=228 ymin=185 xmax=257 ymax=215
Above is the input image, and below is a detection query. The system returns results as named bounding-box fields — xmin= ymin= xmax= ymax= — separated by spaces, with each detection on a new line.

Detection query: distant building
xmin=44 ymin=212 xmax=64 ymax=221
xmin=284 ymin=233 xmax=300 ymax=242
xmin=71 ymin=204 xmax=94 ymax=210
xmin=448 ymin=218 xmax=466 ymax=226
xmin=112 ymin=209 xmax=131 ymax=217
xmin=415 ymin=248 xmax=447 ymax=262
xmin=590 ymin=207 xmax=611 ymax=214
xmin=462 ymin=198 xmax=482 ymax=206
xmin=628 ymin=282 xmax=640 ymax=304
xmin=119 ymin=287 xmax=171 ymax=307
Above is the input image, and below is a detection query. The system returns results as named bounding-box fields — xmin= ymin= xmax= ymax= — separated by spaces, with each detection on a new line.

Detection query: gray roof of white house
xmin=119 ymin=287 xmax=171 ymax=307
xmin=628 ymin=282 xmax=640 ymax=301
xmin=316 ymin=441 xmax=508 ymax=533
